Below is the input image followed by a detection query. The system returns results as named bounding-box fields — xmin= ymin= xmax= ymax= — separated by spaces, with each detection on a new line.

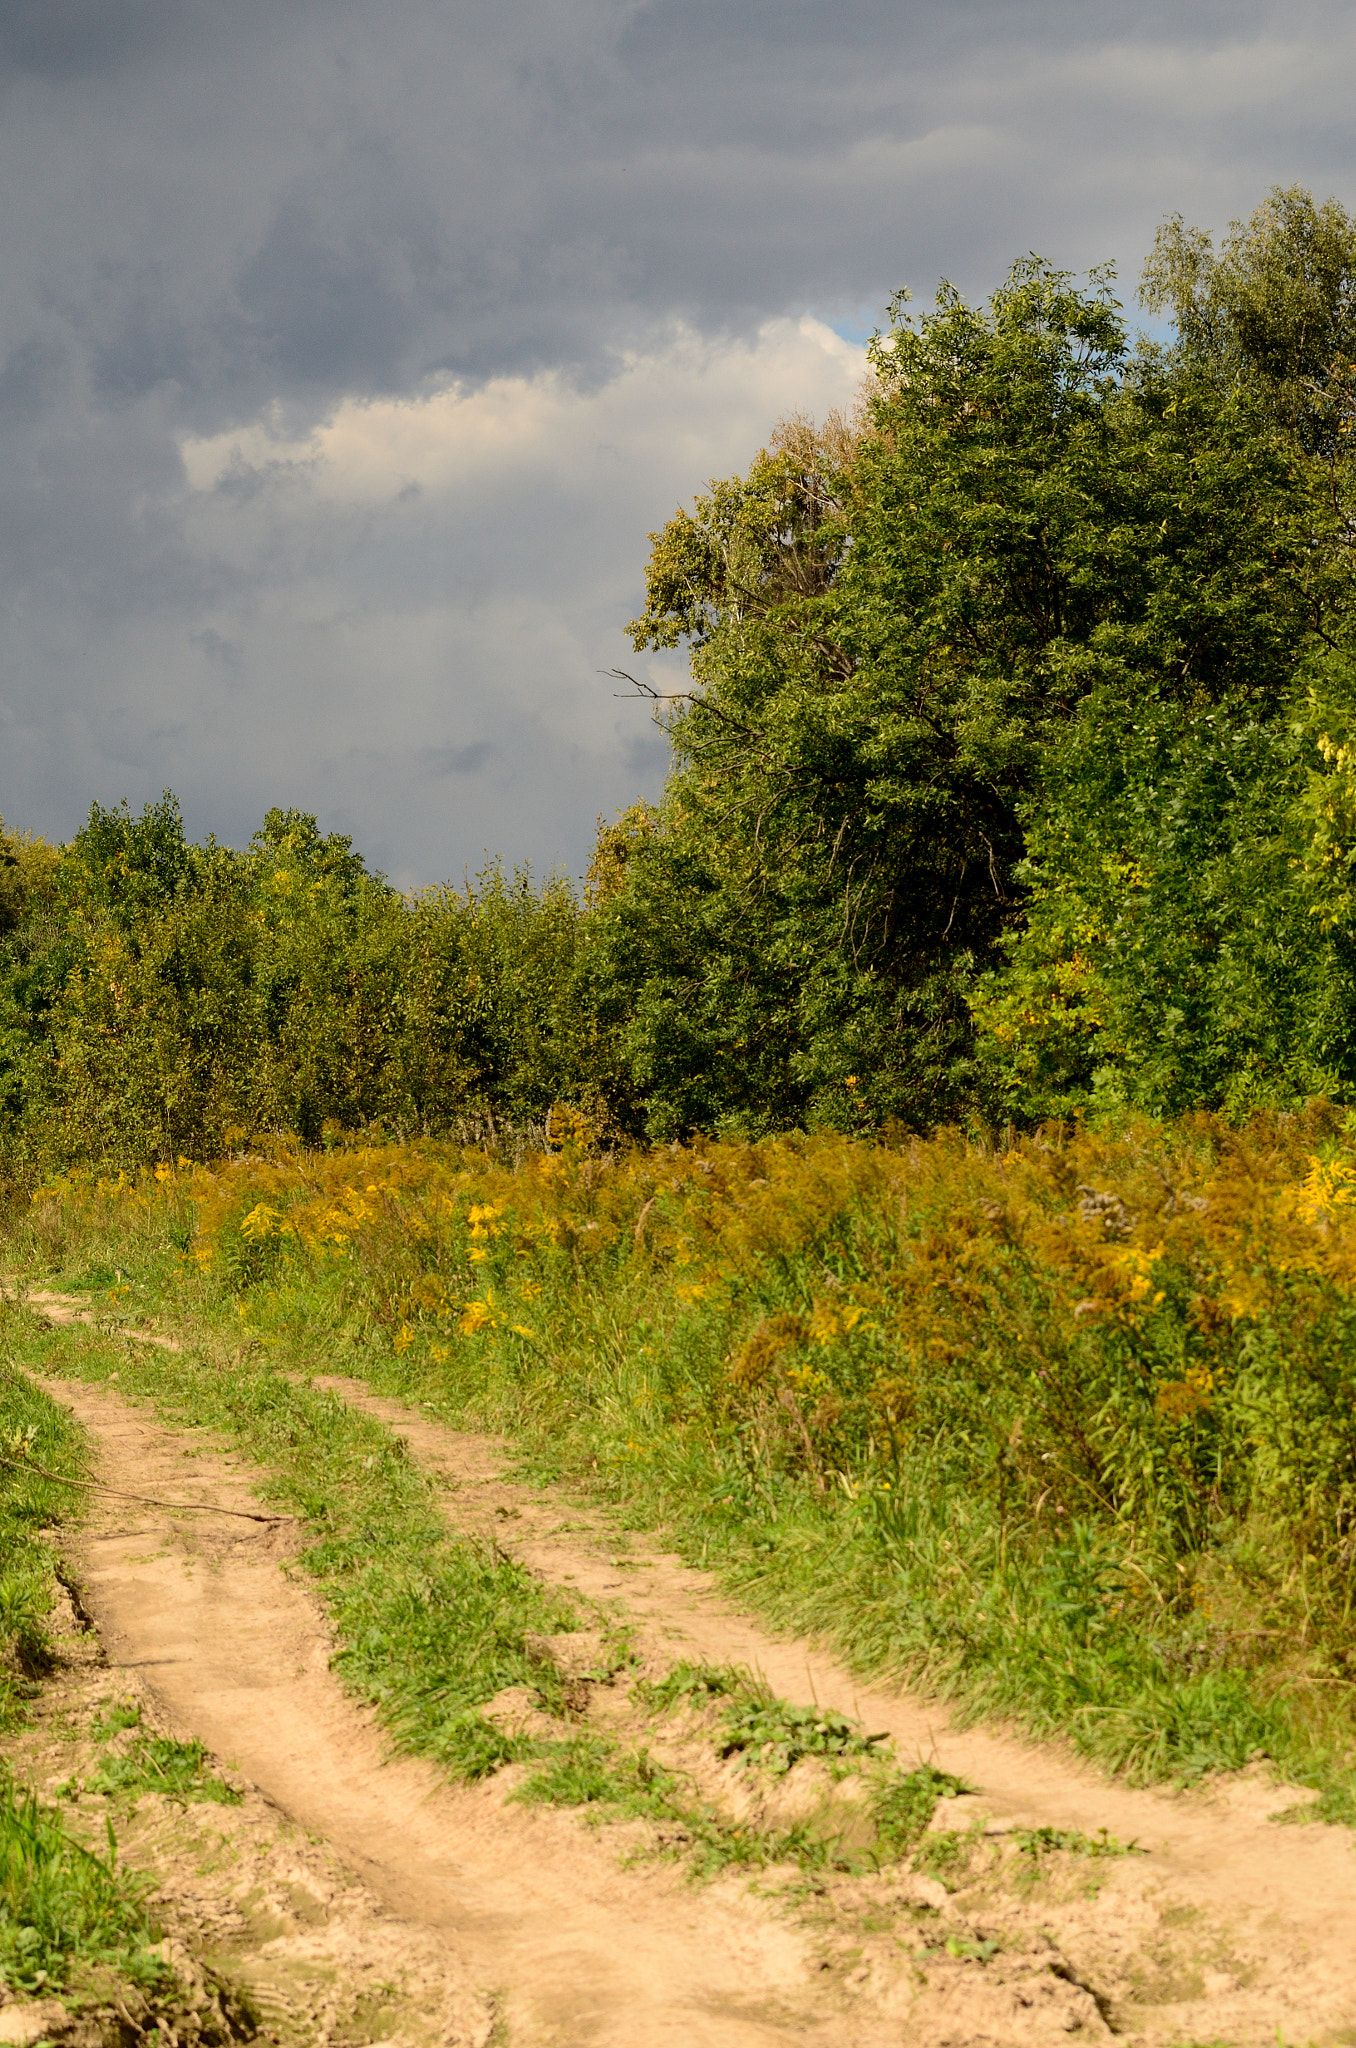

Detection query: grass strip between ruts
xmin=1 ymin=1300 xmax=580 ymax=1785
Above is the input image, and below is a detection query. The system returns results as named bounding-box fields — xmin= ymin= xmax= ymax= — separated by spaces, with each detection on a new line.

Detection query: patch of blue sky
xmin=811 ymin=298 xmax=887 ymax=348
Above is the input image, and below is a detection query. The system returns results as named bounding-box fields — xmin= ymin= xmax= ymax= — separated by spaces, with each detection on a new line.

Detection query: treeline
xmin=5 ymin=182 xmax=1356 ymax=1171
xmin=0 ymin=802 xmax=598 ymax=1168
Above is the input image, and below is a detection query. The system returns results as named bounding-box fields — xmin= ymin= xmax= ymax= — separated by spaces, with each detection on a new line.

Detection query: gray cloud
xmin=0 ymin=0 xmax=1352 ymax=880
xmin=424 ymin=743 xmax=499 ymax=780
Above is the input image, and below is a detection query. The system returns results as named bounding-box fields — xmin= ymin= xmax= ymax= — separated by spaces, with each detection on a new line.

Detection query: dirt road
xmin=15 ymin=1319 xmax=1356 ymax=2045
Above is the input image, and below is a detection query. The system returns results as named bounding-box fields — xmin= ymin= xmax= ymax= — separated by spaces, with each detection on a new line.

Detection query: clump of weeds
xmin=514 ymin=1659 xmax=974 ymax=1883
xmin=640 ymin=1660 xmax=889 ymax=1775
xmin=60 ymin=1699 xmax=243 ymax=1808
xmin=0 ymin=1766 xmax=169 ymax=1998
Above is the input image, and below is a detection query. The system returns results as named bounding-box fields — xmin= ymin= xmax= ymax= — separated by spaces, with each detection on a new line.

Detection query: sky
xmin=0 ymin=0 xmax=1353 ymax=888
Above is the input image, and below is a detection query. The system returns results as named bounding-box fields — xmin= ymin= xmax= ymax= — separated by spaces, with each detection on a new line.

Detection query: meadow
xmin=8 ymin=1101 xmax=1356 ymax=1822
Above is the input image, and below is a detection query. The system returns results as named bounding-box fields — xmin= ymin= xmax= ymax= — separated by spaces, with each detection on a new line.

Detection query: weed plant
xmin=0 ymin=1386 xmax=174 ymax=2003
xmin=512 ymin=1664 xmax=966 ymax=1878
xmin=641 ymin=1662 xmax=887 ymax=1774
xmin=0 ymin=1769 xmax=166 ymax=1997
xmin=0 ymin=1363 xmax=88 ymax=1722
xmin=9 ymin=1103 xmax=1356 ymax=1806
xmin=74 ymin=1701 xmax=242 ymax=1807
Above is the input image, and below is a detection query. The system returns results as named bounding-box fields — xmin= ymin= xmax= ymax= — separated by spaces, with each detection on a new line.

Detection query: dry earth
xmin=5 ymin=1586 xmax=498 ymax=2048
xmin=5 ymin=1293 xmax=1356 ymax=2046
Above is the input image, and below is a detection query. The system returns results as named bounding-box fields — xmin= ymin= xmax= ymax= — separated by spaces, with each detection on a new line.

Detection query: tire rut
xmin=39 ymin=1373 xmax=845 ymax=2048
xmin=306 ymin=1373 xmax=1356 ymax=2046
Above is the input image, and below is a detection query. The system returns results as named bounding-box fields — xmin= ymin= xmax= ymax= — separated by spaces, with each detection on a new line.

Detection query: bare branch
xmin=601 ymin=669 xmax=765 ymax=739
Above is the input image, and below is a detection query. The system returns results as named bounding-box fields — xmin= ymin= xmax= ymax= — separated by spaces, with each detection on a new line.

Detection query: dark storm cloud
xmin=0 ymin=0 xmax=195 ymax=79
xmin=0 ymin=0 xmax=1323 ymax=419
xmin=0 ymin=0 xmax=1352 ymax=879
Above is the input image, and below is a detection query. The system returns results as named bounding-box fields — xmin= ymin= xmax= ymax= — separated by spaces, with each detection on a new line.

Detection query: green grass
xmin=0 ymin=1302 xmax=1024 ymax=1897
xmin=0 ymin=1378 xmax=175 ymax=2003
xmin=70 ymin=1700 xmax=243 ymax=1807
xmin=0 ymin=1769 xmax=167 ymax=1997
xmin=516 ymin=1660 xmax=972 ymax=1879
xmin=870 ymin=1764 xmax=970 ymax=1862
xmin=361 ymin=1329 xmax=1350 ymax=1811
xmin=0 ymin=1360 xmax=89 ymax=1723
xmin=511 ymin=1728 xmax=959 ymax=1880
xmin=2 ymin=1298 xmax=969 ymax=1881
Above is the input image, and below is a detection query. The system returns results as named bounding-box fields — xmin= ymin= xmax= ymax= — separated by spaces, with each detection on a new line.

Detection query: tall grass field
xmin=8 ymin=1102 xmax=1356 ymax=1817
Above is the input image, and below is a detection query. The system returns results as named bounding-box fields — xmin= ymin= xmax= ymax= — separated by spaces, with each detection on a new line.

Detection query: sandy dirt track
xmin=42 ymin=1374 xmax=841 ymax=2048
xmin=10 ymin=1314 xmax=1356 ymax=2046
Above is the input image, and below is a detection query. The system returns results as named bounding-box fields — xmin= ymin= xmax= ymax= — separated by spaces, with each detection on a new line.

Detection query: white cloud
xmin=179 ymin=316 xmax=865 ymax=505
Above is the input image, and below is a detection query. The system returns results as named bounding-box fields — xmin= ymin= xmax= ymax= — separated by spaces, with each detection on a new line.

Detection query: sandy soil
xmin=5 ymin=1584 xmax=498 ymax=2048
xmin=305 ymin=1375 xmax=1356 ymax=2045
xmin=6 ymin=1295 xmax=1356 ymax=2044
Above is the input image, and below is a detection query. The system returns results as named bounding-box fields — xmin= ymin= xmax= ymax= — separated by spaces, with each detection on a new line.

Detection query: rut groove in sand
xmin=41 ymin=1374 xmax=824 ymax=2048
xmin=309 ymin=1374 xmax=1356 ymax=2041
xmin=17 ymin=1320 xmax=1356 ymax=2045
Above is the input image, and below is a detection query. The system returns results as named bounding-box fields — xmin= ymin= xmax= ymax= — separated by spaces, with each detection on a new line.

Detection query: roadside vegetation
xmin=0 ymin=1371 xmax=201 ymax=2016
xmin=7 ymin=1099 xmax=1356 ymax=1823
xmin=0 ymin=1767 xmax=166 ymax=2002
xmin=0 ymin=1363 xmax=85 ymax=1726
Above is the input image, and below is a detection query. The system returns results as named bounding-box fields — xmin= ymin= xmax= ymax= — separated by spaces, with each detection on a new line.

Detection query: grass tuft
xmin=69 ymin=1701 xmax=243 ymax=1807
xmin=0 ymin=1768 xmax=166 ymax=1996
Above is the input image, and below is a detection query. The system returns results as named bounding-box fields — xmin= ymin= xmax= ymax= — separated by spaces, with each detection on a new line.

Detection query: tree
xmin=981 ymin=188 xmax=1356 ymax=1120
xmin=1141 ymin=184 xmax=1356 ymax=456
xmin=607 ymin=257 xmax=1318 ymax=1136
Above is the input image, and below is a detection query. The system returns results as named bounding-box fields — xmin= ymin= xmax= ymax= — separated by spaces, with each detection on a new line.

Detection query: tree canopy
xmin=599 ymin=193 xmax=1356 ymax=1135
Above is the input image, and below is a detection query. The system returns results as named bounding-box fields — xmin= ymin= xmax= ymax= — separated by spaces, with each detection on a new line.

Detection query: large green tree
xmin=603 ymin=242 xmax=1327 ymax=1136
xmin=982 ymin=187 xmax=1356 ymax=1118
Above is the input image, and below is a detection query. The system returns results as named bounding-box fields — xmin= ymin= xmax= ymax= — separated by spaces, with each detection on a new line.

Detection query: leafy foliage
xmin=0 ymin=794 xmax=596 ymax=1175
xmin=606 ymin=229 xmax=1350 ymax=1133
xmin=0 ymin=1361 xmax=173 ymax=2002
xmin=716 ymin=1694 xmax=886 ymax=1775
xmin=0 ymin=1357 xmax=89 ymax=1721
xmin=981 ymin=187 xmax=1356 ymax=1119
